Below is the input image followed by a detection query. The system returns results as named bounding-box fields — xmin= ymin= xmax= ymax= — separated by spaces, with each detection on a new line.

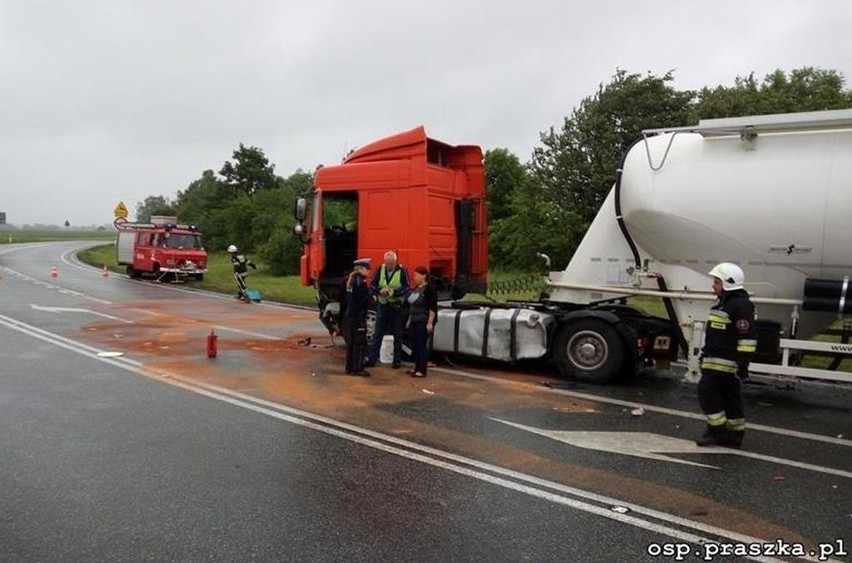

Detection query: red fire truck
xmin=116 ymin=216 xmax=208 ymax=280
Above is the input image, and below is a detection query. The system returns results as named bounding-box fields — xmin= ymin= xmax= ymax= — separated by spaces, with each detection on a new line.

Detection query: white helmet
xmin=227 ymin=244 xmax=238 ymax=253
xmin=708 ymin=262 xmax=745 ymax=291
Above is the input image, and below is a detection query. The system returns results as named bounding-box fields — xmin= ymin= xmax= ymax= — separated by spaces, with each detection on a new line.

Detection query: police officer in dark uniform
xmin=696 ymin=262 xmax=757 ymax=448
xmin=343 ymin=258 xmax=372 ymax=377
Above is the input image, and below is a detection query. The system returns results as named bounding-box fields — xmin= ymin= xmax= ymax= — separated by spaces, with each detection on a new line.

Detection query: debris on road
xmin=422 ymin=389 xmax=435 ymax=395
xmin=611 ymin=506 xmax=630 ymax=514
xmin=630 ymin=407 xmax=645 ymax=416
xmin=96 ymin=351 xmax=124 ymax=358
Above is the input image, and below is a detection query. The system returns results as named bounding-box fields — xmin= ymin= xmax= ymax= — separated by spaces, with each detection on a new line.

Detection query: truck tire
xmin=193 ymin=274 xmax=204 ymax=281
xmin=126 ymin=265 xmax=141 ymax=279
xmin=554 ymin=319 xmax=625 ymax=384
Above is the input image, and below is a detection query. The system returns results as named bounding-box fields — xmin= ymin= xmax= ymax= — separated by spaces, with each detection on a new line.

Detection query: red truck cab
xmin=294 ymin=126 xmax=487 ymax=334
xmin=116 ymin=217 xmax=208 ymax=280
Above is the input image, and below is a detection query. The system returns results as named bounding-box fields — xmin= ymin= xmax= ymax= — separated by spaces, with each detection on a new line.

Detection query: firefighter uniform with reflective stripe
xmin=231 ymin=253 xmax=251 ymax=298
xmin=698 ymin=288 xmax=756 ymax=447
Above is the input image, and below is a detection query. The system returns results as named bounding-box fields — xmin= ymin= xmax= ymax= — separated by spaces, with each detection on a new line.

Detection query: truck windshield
xmin=322 ymin=194 xmax=358 ymax=277
xmin=163 ymin=234 xmax=202 ymax=249
xmin=324 ymin=197 xmax=357 ymax=229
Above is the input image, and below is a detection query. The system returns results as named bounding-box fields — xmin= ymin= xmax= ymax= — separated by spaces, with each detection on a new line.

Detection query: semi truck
xmin=294 ymin=110 xmax=852 ymax=384
xmin=116 ymin=216 xmax=208 ymax=281
xmin=294 ymin=126 xmax=488 ymax=338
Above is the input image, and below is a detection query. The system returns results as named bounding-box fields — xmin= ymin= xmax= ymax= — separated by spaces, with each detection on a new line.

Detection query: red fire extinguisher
xmin=207 ymin=328 xmax=218 ymax=358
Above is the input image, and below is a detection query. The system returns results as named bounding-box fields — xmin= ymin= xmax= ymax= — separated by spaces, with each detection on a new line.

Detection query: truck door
xmin=135 ymin=232 xmax=153 ymax=272
xmin=307 ymin=190 xmax=324 ymax=286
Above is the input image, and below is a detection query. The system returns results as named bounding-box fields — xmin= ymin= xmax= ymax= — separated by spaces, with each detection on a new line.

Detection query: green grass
xmin=458 ymin=269 xmax=551 ymax=303
xmin=77 ymin=244 xmax=317 ymax=307
xmin=806 ymin=324 xmax=852 ymax=371
xmin=0 ymin=229 xmax=114 ymax=244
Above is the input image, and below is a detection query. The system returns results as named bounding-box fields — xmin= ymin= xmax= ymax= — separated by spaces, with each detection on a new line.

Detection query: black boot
xmin=723 ymin=429 xmax=744 ymax=448
xmin=696 ymin=425 xmax=728 ymax=447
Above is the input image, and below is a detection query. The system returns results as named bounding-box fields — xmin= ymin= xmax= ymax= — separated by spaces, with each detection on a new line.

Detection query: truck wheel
xmin=193 ymin=274 xmax=204 ymax=281
xmin=126 ymin=265 xmax=141 ymax=279
xmin=554 ymin=319 xmax=625 ymax=384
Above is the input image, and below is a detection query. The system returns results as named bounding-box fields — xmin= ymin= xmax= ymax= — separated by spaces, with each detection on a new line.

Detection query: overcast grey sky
xmin=1 ymin=0 xmax=850 ymax=226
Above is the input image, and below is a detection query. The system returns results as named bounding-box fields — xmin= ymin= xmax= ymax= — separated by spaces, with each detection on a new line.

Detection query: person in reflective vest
xmin=696 ymin=262 xmax=756 ymax=448
xmin=365 ymin=250 xmax=410 ymax=368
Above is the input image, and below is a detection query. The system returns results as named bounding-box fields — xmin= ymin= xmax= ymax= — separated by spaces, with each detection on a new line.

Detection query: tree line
xmin=136 ymin=66 xmax=852 ymax=275
xmin=135 ymin=143 xmax=310 ymax=275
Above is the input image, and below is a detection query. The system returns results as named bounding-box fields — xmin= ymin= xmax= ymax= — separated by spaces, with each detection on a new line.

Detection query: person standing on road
xmin=696 ymin=262 xmax=756 ymax=448
xmin=405 ymin=266 xmax=438 ymax=378
xmin=228 ymin=244 xmax=256 ymax=300
xmin=343 ymin=258 xmax=373 ymax=377
xmin=365 ymin=250 xmax=409 ymax=369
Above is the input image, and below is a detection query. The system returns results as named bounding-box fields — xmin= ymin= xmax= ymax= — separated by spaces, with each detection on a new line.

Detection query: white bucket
xmin=379 ymin=335 xmax=395 ymax=364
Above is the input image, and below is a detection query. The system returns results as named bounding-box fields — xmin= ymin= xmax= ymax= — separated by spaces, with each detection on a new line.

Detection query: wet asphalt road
xmin=1 ymin=242 xmax=850 ymax=562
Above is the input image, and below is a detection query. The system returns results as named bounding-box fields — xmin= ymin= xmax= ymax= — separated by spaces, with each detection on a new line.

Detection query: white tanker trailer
xmin=435 ymin=109 xmax=852 ymax=384
xmin=545 ymin=109 xmax=852 ymax=383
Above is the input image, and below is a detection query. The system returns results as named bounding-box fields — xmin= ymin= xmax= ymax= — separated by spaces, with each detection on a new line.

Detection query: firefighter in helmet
xmin=228 ymin=244 xmax=256 ymax=300
xmin=696 ymin=262 xmax=756 ymax=448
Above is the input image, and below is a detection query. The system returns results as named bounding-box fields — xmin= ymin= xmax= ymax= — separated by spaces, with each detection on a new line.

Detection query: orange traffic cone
xmin=102 ymin=264 xmax=109 ymax=277
xmin=50 ymin=265 xmax=58 ymax=278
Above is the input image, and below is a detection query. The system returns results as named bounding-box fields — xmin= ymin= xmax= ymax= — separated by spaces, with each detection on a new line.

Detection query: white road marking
xmin=62 ymin=247 xmax=110 ymax=273
xmin=6 ymin=249 xmax=282 ymax=339
xmin=0 ymin=264 xmax=112 ymax=304
xmin=437 ymin=366 xmax=851 ymax=447
xmin=0 ymin=312 xmax=816 ymax=563
xmin=31 ymin=304 xmax=133 ymax=323
xmin=493 ymin=419 xmax=852 ymax=478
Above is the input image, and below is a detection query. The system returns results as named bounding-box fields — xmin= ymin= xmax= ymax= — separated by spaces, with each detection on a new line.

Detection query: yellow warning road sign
xmin=114 ymin=201 xmax=129 ymax=219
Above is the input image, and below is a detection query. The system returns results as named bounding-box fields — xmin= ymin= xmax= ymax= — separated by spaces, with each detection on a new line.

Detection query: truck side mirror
xmin=292 ymin=222 xmax=309 ymax=244
xmin=294 ymin=197 xmax=307 ymax=222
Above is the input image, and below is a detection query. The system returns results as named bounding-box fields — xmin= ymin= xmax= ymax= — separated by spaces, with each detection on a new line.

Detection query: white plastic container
xmin=379 ymin=335 xmax=395 ymax=364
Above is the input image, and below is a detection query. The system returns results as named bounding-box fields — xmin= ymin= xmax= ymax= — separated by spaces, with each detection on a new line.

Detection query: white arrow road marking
xmin=31 ymin=304 xmax=132 ymax=324
xmin=492 ymin=418 xmax=852 ymax=478
xmin=437 ymin=365 xmax=849 ymax=447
